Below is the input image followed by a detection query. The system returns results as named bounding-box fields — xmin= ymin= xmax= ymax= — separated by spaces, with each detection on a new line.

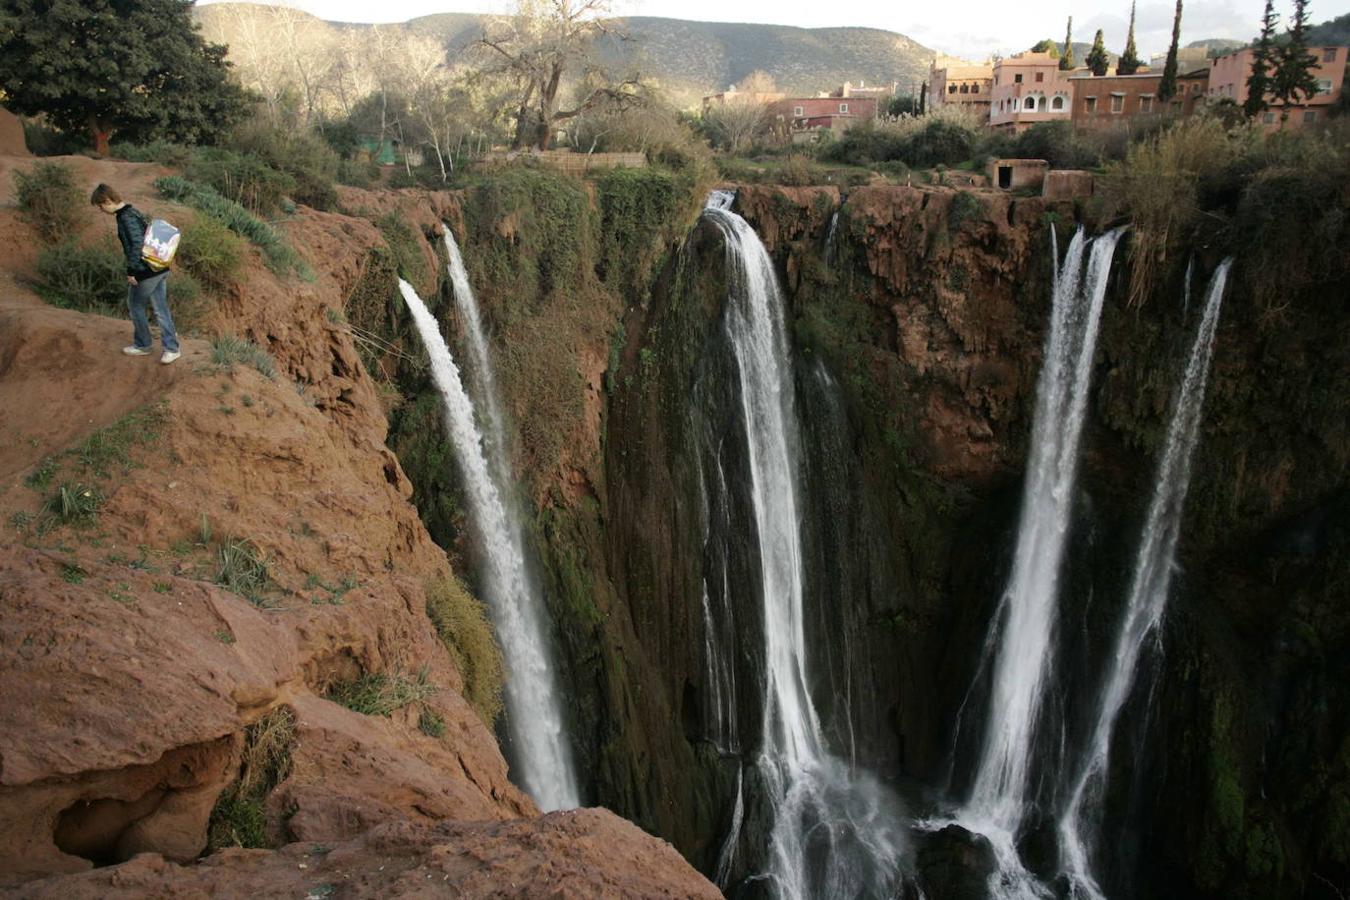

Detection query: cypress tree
xmin=1060 ymin=17 xmax=1076 ymax=70
xmin=1158 ymin=0 xmax=1184 ymax=101
xmin=1244 ymin=0 xmax=1279 ymax=118
xmin=1273 ymin=0 xmax=1320 ymax=122
xmin=1118 ymin=1 xmax=1142 ymax=75
xmin=1087 ymin=29 xmax=1110 ymax=75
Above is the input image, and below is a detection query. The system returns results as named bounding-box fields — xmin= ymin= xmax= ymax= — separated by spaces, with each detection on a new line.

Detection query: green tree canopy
xmin=1060 ymin=17 xmax=1076 ymax=70
xmin=0 ymin=0 xmax=252 ymax=154
xmin=1158 ymin=0 xmax=1184 ymax=101
xmin=1273 ymin=0 xmax=1320 ymax=121
xmin=1244 ymin=0 xmax=1279 ymax=118
xmin=1087 ymin=29 xmax=1110 ymax=75
xmin=1119 ymin=1 xmax=1143 ymax=75
xmin=1031 ymin=38 xmax=1062 ymax=58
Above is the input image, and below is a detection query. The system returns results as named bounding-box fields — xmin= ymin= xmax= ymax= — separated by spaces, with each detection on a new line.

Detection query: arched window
xmin=1051 ymin=95 xmax=1065 ymax=111
xmin=1023 ymin=95 xmax=1037 ymax=111
xmin=960 ymin=83 xmax=969 ymax=94
xmin=949 ymin=84 xmax=958 ymax=94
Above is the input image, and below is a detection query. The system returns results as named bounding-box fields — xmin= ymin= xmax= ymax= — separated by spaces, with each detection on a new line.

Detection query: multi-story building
xmin=1070 ymin=69 xmax=1209 ymax=130
xmin=928 ymin=56 xmax=994 ymax=121
xmin=988 ymin=51 xmax=1076 ymax=132
xmin=1207 ymin=45 xmax=1347 ymax=128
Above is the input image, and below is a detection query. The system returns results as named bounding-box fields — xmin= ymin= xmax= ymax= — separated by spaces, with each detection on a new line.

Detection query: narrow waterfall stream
xmin=701 ymin=191 xmax=905 ymax=899
xmin=400 ymin=279 xmax=580 ymax=812
xmin=1058 ymin=260 xmax=1232 ymax=898
xmin=956 ymin=227 xmax=1124 ymax=898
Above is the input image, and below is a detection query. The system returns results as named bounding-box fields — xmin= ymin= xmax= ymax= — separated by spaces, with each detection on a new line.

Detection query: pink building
xmin=929 ymin=56 xmax=994 ymax=122
xmin=770 ymin=96 xmax=879 ymax=141
xmin=989 ymin=51 xmax=1077 ymax=133
xmin=1207 ymin=45 xmax=1347 ymax=128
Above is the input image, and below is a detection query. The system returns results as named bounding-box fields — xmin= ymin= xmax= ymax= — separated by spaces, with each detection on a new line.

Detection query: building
xmin=929 ymin=56 xmax=995 ymax=121
xmin=1070 ymin=69 xmax=1209 ymax=130
xmin=1207 ymin=45 xmax=1347 ymax=128
xmin=769 ymin=96 xmax=879 ymax=141
xmin=988 ymin=51 xmax=1076 ymax=132
xmin=701 ymin=88 xmax=788 ymax=114
xmin=832 ymin=80 xmax=898 ymax=101
xmin=988 ymin=158 xmax=1049 ymax=190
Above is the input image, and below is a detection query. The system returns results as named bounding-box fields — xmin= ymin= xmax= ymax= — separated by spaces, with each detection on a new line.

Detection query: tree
xmin=1031 ymin=38 xmax=1061 ymax=59
xmin=1118 ymin=1 xmax=1143 ymax=75
xmin=477 ymin=0 xmax=641 ymax=150
xmin=1244 ymin=0 xmax=1279 ymax=118
xmin=1273 ymin=0 xmax=1319 ymax=123
xmin=0 ymin=0 xmax=252 ymax=154
xmin=701 ymin=73 xmax=777 ymax=152
xmin=1060 ymin=17 xmax=1076 ymax=70
xmin=1158 ymin=0 xmax=1184 ymax=102
xmin=1087 ymin=29 xmax=1110 ymax=75
xmin=919 ymin=81 xmax=928 ymax=114
xmin=889 ymin=94 xmax=921 ymax=116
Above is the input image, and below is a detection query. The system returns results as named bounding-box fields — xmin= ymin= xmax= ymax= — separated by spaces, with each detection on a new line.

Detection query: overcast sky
xmin=199 ymin=0 xmax=1350 ymax=61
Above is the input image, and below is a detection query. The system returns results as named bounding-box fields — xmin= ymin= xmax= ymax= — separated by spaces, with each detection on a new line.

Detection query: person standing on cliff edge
xmin=90 ymin=183 xmax=180 ymax=364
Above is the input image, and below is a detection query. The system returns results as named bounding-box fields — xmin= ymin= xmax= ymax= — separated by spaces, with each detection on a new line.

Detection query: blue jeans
xmin=127 ymin=272 xmax=179 ymax=353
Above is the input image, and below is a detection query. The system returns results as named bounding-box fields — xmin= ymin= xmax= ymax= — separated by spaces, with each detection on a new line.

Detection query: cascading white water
xmin=399 ymin=278 xmax=580 ymax=812
xmin=443 ymin=230 xmax=509 ymax=480
xmin=958 ymin=227 xmax=1124 ymax=897
xmin=704 ymin=194 xmax=903 ymax=898
xmin=1058 ymin=259 xmax=1232 ymax=899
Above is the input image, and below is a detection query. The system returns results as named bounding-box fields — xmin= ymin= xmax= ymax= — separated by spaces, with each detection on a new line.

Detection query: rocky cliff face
xmin=378 ymin=173 xmax=1346 ymax=897
xmin=0 ymin=155 xmax=717 ymax=897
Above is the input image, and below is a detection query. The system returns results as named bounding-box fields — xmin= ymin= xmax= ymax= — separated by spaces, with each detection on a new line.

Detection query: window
xmin=1305 ymin=110 xmax=1318 ymax=123
xmin=1140 ymin=95 xmax=1154 ymax=113
xmin=971 ymin=84 xmax=980 ymax=94
xmin=1318 ymin=79 xmax=1333 ymax=94
xmin=1050 ymin=95 xmax=1064 ymax=110
xmin=1110 ymin=94 xmax=1124 ymax=112
xmin=1035 ymin=71 xmax=1044 ymax=83
xmin=1024 ymin=95 xmax=1037 ymax=110
xmin=1085 ymin=96 xmax=1098 ymax=113
xmin=839 ymin=103 xmax=848 ymax=113
xmin=1263 ymin=111 xmax=1276 ymax=123
xmin=1014 ymin=73 xmax=1023 ymax=84
xmin=793 ymin=106 xmax=803 ymax=116
xmin=1191 ymin=83 xmax=1200 ymax=93
xmin=960 ymin=83 xmax=969 ymax=94
xmin=949 ymin=84 xmax=958 ymax=94
xmin=1324 ymin=48 xmax=1337 ymax=62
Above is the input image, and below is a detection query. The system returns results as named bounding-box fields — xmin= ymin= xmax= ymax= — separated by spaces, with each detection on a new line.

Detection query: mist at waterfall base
xmin=695 ymin=191 xmax=907 ymax=899
xmin=399 ymin=276 xmax=580 ymax=812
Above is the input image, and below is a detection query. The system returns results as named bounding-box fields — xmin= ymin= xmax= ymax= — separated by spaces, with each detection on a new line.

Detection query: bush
xmin=211 ymin=334 xmax=277 ymax=378
xmin=1013 ymin=121 xmax=1100 ymax=169
xmin=425 ymin=575 xmax=504 ymax=727
xmin=39 ymin=482 xmax=102 ymax=532
xmin=216 ymin=537 xmax=272 ymax=605
xmin=21 ymin=117 xmax=86 ymax=156
xmin=208 ymin=707 xmax=295 ymax=850
xmin=326 ymin=670 xmax=437 ymax=717
xmin=228 ymin=119 xmax=340 ymax=211
xmin=110 ymin=140 xmax=196 ymax=168
xmin=155 ymin=175 xmax=308 ymax=277
xmin=185 ymin=146 xmax=295 ymax=216
xmin=177 ymin=215 xmax=246 ymax=292
xmin=34 ymin=239 xmax=126 ymax=313
xmin=14 ymin=160 xmax=82 ymax=242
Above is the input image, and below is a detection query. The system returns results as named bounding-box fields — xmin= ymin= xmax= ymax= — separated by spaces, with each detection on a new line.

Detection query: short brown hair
xmin=89 ymin=183 xmax=122 ymax=206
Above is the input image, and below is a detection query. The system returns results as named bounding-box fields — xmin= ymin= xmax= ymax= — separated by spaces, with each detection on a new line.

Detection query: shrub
xmin=39 ymin=482 xmax=102 ymax=532
xmin=1013 ymin=122 xmax=1100 ymax=170
xmin=374 ymin=213 xmax=436 ymax=300
xmin=326 ymin=670 xmax=437 ymax=717
xmin=425 ymin=575 xmax=504 ymax=727
xmin=185 ymin=146 xmax=295 ymax=216
xmin=34 ymin=239 xmax=126 ymax=314
xmin=216 ymin=537 xmax=272 ymax=605
xmin=208 ymin=707 xmax=295 ymax=850
xmin=229 ymin=119 xmax=340 ymax=211
xmin=14 ymin=160 xmax=82 ymax=242
xmin=210 ymin=334 xmax=277 ymax=378
xmin=110 ymin=140 xmax=196 ymax=168
xmin=168 ymin=269 xmax=209 ymax=333
xmin=154 ymin=176 xmax=308 ymax=277
xmin=177 ymin=215 xmax=246 ymax=292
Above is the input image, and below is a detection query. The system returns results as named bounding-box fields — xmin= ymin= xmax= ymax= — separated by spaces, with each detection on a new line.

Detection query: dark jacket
xmin=115 ymin=204 xmax=161 ymax=282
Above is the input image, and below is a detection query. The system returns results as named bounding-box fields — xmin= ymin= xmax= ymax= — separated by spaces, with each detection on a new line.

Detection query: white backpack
xmin=141 ymin=217 xmax=180 ymax=272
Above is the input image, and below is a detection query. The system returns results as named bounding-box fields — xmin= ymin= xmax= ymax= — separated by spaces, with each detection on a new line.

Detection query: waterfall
xmin=1058 ymin=259 xmax=1232 ymax=899
xmin=957 ymin=226 xmax=1123 ymax=897
xmin=399 ymin=278 xmax=580 ymax=812
xmin=702 ymin=193 xmax=904 ymax=898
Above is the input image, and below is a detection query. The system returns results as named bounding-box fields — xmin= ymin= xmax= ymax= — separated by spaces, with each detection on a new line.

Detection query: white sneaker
xmin=123 ymin=346 xmax=151 ymax=356
xmin=160 ymin=350 xmax=182 ymax=365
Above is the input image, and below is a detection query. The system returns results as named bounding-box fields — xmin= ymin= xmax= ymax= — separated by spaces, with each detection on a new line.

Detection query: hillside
xmin=195 ymin=3 xmax=933 ymax=108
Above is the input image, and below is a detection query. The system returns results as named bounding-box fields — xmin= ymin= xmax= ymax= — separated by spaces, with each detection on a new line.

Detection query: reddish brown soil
xmin=0 ymin=154 xmax=717 ymax=898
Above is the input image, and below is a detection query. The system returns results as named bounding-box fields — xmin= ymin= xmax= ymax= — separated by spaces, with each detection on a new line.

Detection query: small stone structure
xmin=1042 ymin=170 xmax=1094 ymax=201
xmin=0 ymin=108 xmax=29 ymax=156
xmin=987 ymin=158 xmax=1049 ymax=191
